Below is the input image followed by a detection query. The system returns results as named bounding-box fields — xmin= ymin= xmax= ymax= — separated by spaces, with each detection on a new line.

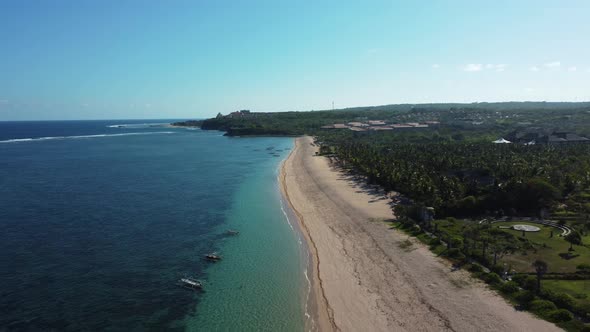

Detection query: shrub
xmin=500 ymin=281 xmax=520 ymax=294
xmin=514 ymin=290 xmax=536 ymax=307
xmin=529 ymin=300 xmax=557 ymax=315
xmin=548 ymin=292 xmax=575 ymax=310
xmin=522 ymin=276 xmax=538 ymax=292
xmin=443 ymin=248 xmax=461 ymax=258
xmin=581 ymin=325 xmax=590 ymax=332
xmin=446 ymin=217 xmax=458 ymax=224
xmin=547 ymin=309 xmax=574 ymax=323
xmin=572 ymin=302 xmax=590 ymax=319
xmin=482 ymin=272 xmax=502 ymax=285
xmin=450 ymin=236 xmax=463 ymax=249
xmin=447 ymin=248 xmax=465 ymax=261
xmin=491 ymin=264 xmax=505 ymax=275
xmin=469 ymin=264 xmax=483 ymax=273
xmin=512 ymin=274 xmax=528 ymax=286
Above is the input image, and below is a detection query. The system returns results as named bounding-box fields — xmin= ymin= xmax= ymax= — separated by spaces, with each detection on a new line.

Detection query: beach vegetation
xmin=500 ymin=281 xmax=520 ymax=294
xmin=189 ymin=101 xmax=590 ymax=330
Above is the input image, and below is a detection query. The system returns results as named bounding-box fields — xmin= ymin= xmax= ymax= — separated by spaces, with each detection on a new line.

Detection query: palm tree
xmin=565 ymin=231 xmax=582 ymax=251
xmin=532 ymin=260 xmax=548 ymax=294
xmin=578 ymin=264 xmax=590 ymax=292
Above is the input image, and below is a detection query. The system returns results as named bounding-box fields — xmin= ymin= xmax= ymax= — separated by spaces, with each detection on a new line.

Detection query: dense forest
xmin=320 ymin=132 xmax=590 ymax=219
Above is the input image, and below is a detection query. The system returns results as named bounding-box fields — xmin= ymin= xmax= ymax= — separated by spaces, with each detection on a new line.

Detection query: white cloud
xmin=495 ymin=64 xmax=507 ymax=72
xmin=529 ymin=66 xmax=540 ymax=72
xmin=543 ymin=61 xmax=561 ymax=69
xmin=431 ymin=64 xmax=440 ymax=69
xmin=463 ymin=64 xmax=483 ymax=72
xmin=568 ymin=66 xmax=578 ymax=72
xmin=463 ymin=63 xmax=506 ymax=72
xmin=525 ymin=87 xmax=535 ymax=92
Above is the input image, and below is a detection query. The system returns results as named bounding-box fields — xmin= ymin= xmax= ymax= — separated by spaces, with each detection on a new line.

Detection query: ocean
xmin=0 ymin=120 xmax=307 ymax=331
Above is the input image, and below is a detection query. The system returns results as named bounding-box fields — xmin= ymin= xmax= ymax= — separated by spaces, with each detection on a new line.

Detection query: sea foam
xmin=0 ymin=132 xmax=175 ymax=143
xmin=107 ymin=123 xmax=169 ymax=128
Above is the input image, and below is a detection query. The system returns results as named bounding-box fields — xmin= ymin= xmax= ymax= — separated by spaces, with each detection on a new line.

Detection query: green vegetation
xmin=491 ymin=222 xmax=590 ymax=273
xmin=174 ymin=101 xmax=590 ymax=137
xmin=186 ymin=101 xmax=590 ymax=329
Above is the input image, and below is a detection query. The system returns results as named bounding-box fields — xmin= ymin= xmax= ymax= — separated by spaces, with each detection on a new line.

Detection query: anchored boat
xmin=179 ymin=277 xmax=202 ymax=290
xmin=226 ymin=229 xmax=239 ymax=236
xmin=205 ymin=252 xmax=222 ymax=261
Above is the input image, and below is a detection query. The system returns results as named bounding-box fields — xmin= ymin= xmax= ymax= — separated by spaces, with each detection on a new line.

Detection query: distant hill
xmin=172 ymin=101 xmax=590 ymax=137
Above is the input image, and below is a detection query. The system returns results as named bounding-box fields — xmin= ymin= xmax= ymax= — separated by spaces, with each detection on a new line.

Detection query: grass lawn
xmin=543 ymin=279 xmax=590 ymax=324
xmin=543 ymin=279 xmax=590 ymax=300
xmin=494 ymin=221 xmax=590 ymax=273
xmin=432 ymin=219 xmax=590 ymax=273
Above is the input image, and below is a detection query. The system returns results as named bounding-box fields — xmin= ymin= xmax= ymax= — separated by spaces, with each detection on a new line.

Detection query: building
xmin=347 ymin=122 xmax=370 ymax=127
xmin=368 ymin=120 xmax=387 ymax=126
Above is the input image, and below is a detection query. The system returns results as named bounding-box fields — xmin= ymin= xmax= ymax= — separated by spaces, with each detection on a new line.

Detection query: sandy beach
xmin=280 ymin=136 xmax=562 ymax=332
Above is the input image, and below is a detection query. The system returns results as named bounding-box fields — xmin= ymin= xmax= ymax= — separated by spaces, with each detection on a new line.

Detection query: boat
xmin=205 ymin=253 xmax=222 ymax=261
xmin=179 ymin=277 xmax=202 ymax=290
xmin=226 ymin=229 xmax=239 ymax=236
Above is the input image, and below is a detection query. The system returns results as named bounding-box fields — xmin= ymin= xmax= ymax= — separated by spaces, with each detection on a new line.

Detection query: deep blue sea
xmin=0 ymin=120 xmax=306 ymax=331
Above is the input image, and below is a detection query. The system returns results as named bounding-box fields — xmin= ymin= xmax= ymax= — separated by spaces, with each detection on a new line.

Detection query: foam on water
xmin=0 ymin=131 xmax=175 ymax=143
xmin=278 ymin=168 xmax=315 ymax=331
xmin=107 ymin=123 xmax=169 ymax=128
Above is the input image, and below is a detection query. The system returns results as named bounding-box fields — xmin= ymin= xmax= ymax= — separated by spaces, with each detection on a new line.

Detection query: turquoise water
xmin=185 ymin=144 xmax=306 ymax=331
xmin=0 ymin=121 xmax=306 ymax=331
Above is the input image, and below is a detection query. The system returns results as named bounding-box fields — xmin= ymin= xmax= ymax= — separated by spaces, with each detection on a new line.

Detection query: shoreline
xmin=281 ymin=136 xmax=562 ymax=332
xmin=279 ymin=139 xmax=336 ymax=332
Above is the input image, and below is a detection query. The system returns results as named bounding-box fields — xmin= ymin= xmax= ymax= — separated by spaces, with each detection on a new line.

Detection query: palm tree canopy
xmin=532 ymin=260 xmax=548 ymax=275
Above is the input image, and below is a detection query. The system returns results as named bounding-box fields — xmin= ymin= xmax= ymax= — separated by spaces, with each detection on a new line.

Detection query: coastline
xmin=279 ymin=139 xmax=336 ymax=332
xmin=281 ymin=136 xmax=562 ymax=332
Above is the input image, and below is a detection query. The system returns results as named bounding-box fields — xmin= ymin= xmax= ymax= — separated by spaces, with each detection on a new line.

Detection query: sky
xmin=1 ymin=0 xmax=590 ymax=120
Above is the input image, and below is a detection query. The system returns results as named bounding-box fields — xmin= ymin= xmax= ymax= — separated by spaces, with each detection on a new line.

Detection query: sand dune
xmin=281 ymin=136 xmax=561 ymax=332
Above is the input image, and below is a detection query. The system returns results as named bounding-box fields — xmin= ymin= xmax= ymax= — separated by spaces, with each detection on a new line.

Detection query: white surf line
xmin=0 ymin=131 xmax=175 ymax=143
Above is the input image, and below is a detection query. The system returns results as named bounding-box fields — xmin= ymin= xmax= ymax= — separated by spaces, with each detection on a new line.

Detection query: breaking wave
xmin=107 ymin=123 xmax=169 ymax=128
xmin=0 ymin=132 xmax=175 ymax=143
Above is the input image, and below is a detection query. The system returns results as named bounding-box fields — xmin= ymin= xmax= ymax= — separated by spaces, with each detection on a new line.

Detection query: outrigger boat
xmin=179 ymin=277 xmax=202 ymax=290
xmin=226 ymin=229 xmax=239 ymax=236
xmin=205 ymin=252 xmax=222 ymax=261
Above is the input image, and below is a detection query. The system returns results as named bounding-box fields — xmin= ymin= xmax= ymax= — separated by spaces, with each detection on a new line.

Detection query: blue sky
xmin=1 ymin=0 xmax=589 ymax=120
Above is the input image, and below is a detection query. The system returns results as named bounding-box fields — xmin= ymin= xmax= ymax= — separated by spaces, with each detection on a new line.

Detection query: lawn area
xmin=544 ymin=280 xmax=590 ymax=300
xmin=432 ymin=218 xmax=590 ymax=273
xmin=543 ymin=280 xmax=590 ymax=322
xmin=494 ymin=221 xmax=590 ymax=273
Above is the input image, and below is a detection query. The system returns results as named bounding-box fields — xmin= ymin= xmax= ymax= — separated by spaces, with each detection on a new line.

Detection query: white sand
xmin=281 ymin=136 xmax=561 ymax=332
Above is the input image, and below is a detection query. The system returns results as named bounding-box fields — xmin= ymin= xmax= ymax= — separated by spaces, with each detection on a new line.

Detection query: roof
xmin=347 ymin=122 xmax=369 ymax=127
xmin=368 ymin=120 xmax=386 ymax=125
xmin=492 ymin=138 xmax=512 ymax=144
xmin=349 ymin=127 xmax=367 ymax=132
xmin=321 ymin=124 xmax=349 ymax=129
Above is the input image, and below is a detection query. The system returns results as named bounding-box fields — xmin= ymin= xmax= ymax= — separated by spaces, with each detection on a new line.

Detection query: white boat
xmin=179 ymin=278 xmax=202 ymax=290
